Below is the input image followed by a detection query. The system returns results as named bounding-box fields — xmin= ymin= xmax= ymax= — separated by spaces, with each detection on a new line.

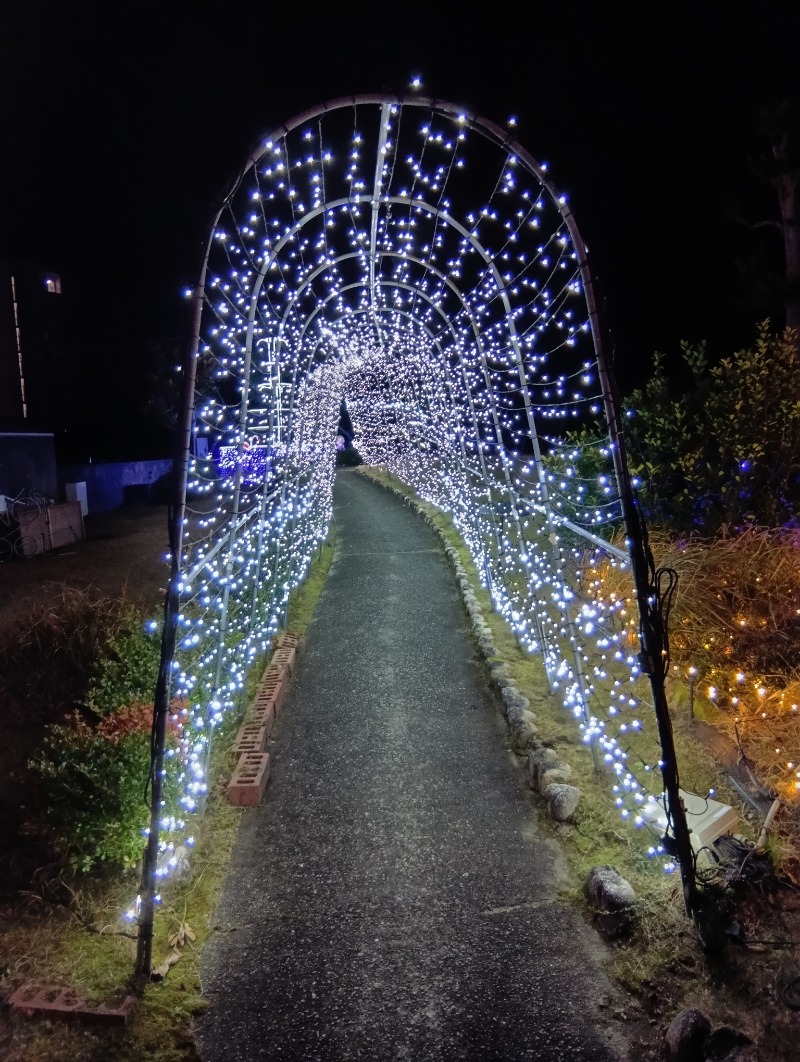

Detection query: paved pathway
xmin=196 ymin=471 xmax=629 ymax=1061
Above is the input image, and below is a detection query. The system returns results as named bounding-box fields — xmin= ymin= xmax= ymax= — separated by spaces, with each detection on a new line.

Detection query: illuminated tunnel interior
xmin=137 ymin=95 xmax=684 ymax=917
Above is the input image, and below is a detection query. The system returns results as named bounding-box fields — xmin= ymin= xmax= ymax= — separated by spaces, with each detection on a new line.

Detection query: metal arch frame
xmin=281 ymin=250 xmax=550 ymax=584
xmin=368 ymin=103 xmax=393 ymax=348
xmin=291 ymin=282 xmax=475 ymax=484
xmin=137 ymin=95 xmax=697 ymax=979
xmin=250 ymin=98 xmax=697 ymax=913
xmin=224 ymin=159 xmax=609 ymax=725
xmin=282 ymin=267 xmax=544 ymax=614
xmin=287 ymin=252 xmax=517 ymax=489
xmin=311 ymin=306 xmax=515 ymax=603
xmin=235 ymin=188 xmax=585 ymax=556
xmin=213 ymin=92 xmax=641 ymax=573
xmin=215 ymin=91 xmax=629 ymax=533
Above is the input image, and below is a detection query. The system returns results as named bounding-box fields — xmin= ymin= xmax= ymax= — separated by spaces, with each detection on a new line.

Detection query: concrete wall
xmin=58 ymin=458 xmax=173 ymax=513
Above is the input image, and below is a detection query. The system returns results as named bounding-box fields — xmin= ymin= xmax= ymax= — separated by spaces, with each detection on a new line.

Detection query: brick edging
xmin=226 ymin=631 xmax=302 ymax=807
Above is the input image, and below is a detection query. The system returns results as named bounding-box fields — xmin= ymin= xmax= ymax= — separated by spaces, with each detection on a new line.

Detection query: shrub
xmin=28 ymin=706 xmax=180 ymax=874
xmin=86 ymin=612 xmax=162 ymax=717
xmin=589 ymin=526 xmax=800 ymax=808
xmin=0 ymin=586 xmax=133 ymax=730
xmin=30 ymin=716 xmax=151 ymax=873
xmin=545 ymin=323 xmax=800 ymax=534
xmin=336 ymin=446 xmax=363 ymax=467
xmin=1 ymin=591 xmax=172 ymax=879
xmin=625 ymin=323 xmax=800 ymax=531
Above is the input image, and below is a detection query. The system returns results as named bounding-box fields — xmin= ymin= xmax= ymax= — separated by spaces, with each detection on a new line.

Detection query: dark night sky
xmin=2 ymin=1 xmax=799 ymax=455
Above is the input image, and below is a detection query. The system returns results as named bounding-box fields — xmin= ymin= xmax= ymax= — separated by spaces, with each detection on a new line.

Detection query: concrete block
xmin=273 ymin=645 xmax=296 ymax=673
xmin=254 ymin=673 xmax=285 ymax=714
xmin=228 ymin=752 xmax=271 ymax=807
xmin=9 ymin=983 xmax=136 ymax=1025
xmin=277 ymin=631 xmax=301 ymax=651
xmin=234 ymin=723 xmax=267 ymax=755
xmin=263 ymin=660 xmax=287 ymax=687
xmin=248 ymin=702 xmax=275 ymax=736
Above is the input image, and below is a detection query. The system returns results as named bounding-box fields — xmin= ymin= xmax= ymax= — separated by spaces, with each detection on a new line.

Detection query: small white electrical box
xmin=641 ymin=789 xmax=738 ymax=851
xmin=65 ymin=481 xmax=89 ymax=517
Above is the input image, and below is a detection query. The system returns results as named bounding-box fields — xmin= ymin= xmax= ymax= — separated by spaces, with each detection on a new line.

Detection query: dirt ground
xmin=0 ymin=505 xmax=170 ymax=631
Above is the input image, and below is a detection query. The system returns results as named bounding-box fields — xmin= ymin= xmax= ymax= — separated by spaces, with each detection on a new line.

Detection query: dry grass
xmin=596 ymin=526 xmax=800 ymax=676
xmin=0 ymin=506 xmax=169 ymax=634
xmin=589 ymin=527 xmax=800 ymax=863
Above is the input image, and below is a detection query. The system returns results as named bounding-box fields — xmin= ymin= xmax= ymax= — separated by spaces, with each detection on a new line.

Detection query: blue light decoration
xmin=131 ymin=94 xmax=696 ymax=947
xmin=215 ymin=442 xmax=271 ymax=484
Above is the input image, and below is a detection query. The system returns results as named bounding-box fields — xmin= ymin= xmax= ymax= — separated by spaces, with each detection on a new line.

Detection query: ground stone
xmin=539 ymin=765 xmax=571 ymax=792
xmin=544 ymin=783 xmax=582 ymax=822
xmin=508 ymin=720 xmax=540 ymax=752
xmin=170 ymin=844 xmax=193 ymax=883
xmin=585 ymin=864 xmax=637 ymax=937
xmin=527 ymin=747 xmax=558 ymax=788
xmin=664 ymin=1009 xmax=711 ymax=1062
xmin=487 ymin=661 xmax=510 ymax=685
xmin=504 ymin=702 xmax=529 ymax=724
xmin=501 ymin=687 xmax=530 ymax=715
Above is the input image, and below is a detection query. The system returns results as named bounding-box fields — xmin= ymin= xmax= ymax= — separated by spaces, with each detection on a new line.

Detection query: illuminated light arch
xmin=134 ymin=95 xmax=696 ymax=975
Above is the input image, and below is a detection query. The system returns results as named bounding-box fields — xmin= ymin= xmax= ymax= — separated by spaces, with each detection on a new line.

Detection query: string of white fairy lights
xmin=130 ymin=93 xmax=686 ymax=927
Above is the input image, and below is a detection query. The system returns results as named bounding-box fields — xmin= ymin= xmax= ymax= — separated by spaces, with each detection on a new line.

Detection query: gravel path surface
xmin=196 ymin=471 xmax=629 ymax=1061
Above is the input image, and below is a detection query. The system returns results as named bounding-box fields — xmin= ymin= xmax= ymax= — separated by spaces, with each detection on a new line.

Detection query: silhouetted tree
xmin=747 ymin=100 xmax=800 ymax=336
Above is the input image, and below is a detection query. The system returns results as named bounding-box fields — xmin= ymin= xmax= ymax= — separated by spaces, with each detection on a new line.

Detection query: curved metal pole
xmin=369 ymin=103 xmax=392 ymax=348
xmin=152 ymin=93 xmax=696 ymax=953
xmin=572 ymin=244 xmax=698 ymax=915
xmin=135 ymin=220 xmax=220 ymax=980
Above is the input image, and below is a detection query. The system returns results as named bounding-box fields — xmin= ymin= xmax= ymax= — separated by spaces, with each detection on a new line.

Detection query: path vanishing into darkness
xmin=196 ymin=471 xmax=631 ymax=1061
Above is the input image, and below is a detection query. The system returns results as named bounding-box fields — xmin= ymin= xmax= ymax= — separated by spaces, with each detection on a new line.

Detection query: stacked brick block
xmin=227 ymin=751 xmax=271 ymax=807
xmin=227 ymin=633 xmax=300 ymax=807
xmin=8 ymin=984 xmax=136 ymax=1025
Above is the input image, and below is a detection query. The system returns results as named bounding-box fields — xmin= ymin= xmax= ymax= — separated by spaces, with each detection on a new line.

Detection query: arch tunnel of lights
xmin=134 ymin=95 xmax=696 ymax=966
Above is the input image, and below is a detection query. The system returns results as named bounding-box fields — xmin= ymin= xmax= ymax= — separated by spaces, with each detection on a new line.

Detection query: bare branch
xmin=733 ymin=216 xmax=782 ymax=233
